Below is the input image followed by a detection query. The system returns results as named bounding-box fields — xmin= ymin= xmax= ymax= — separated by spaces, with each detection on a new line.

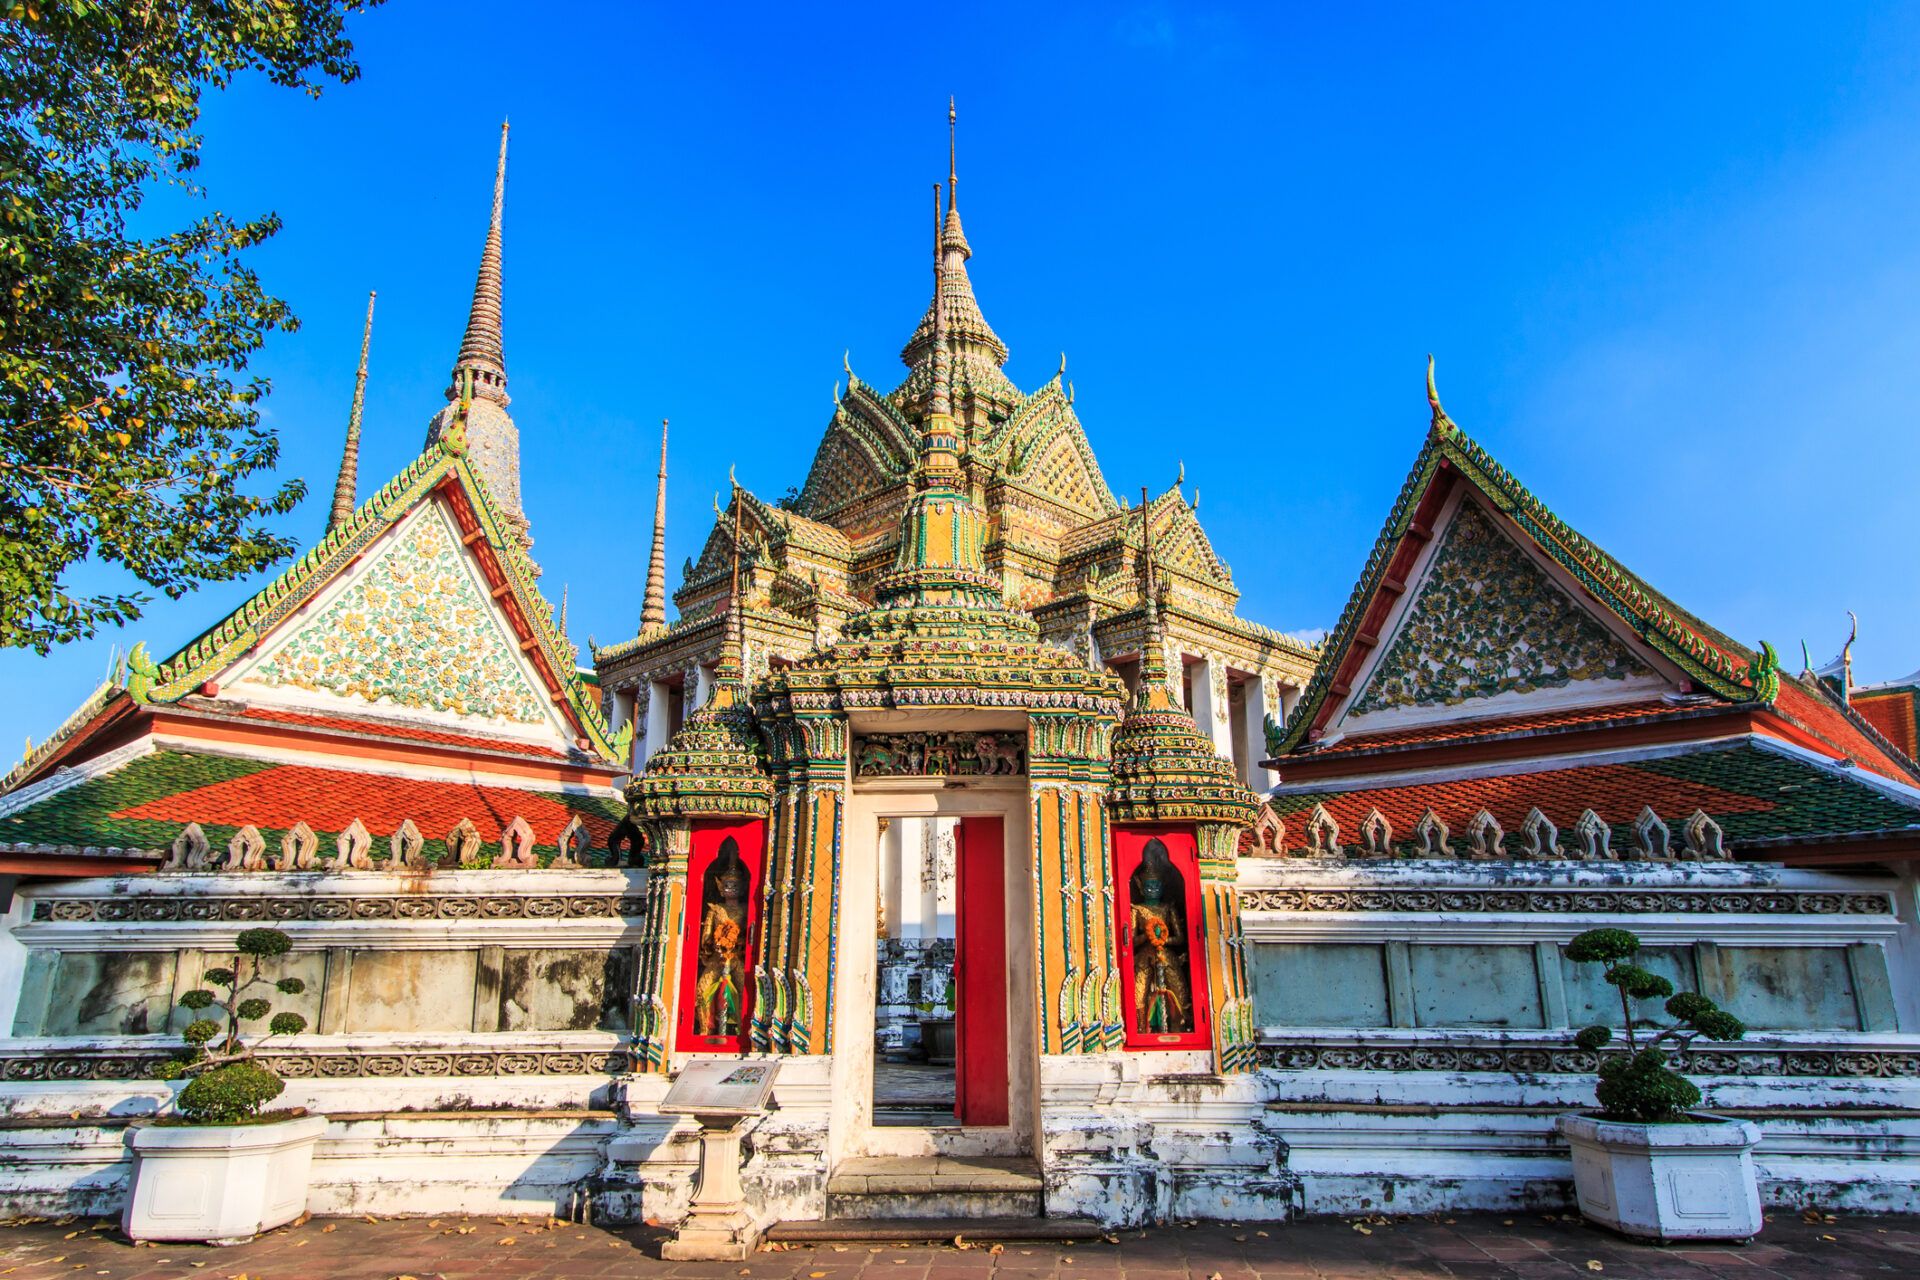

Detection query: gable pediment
xmin=226 ymin=498 xmax=570 ymax=745
xmin=1330 ymin=494 xmax=1671 ymax=737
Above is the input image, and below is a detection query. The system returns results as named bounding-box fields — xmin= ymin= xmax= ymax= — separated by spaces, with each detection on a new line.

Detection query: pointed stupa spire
xmin=453 ymin=122 xmax=510 ymax=403
xmin=328 ymin=290 xmax=376 ymax=533
xmin=899 ymin=99 xmax=1012 ymax=410
xmin=714 ymin=477 xmax=748 ymax=686
xmin=426 ymin=122 xmax=527 ymax=540
xmin=640 ymin=418 xmax=670 ymax=633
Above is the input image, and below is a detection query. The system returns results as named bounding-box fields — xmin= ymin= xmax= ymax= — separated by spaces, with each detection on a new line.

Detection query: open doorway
xmin=872 ymin=816 xmax=957 ymax=1125
xmin=869 ymin=814 xmax=1008 ymax=1128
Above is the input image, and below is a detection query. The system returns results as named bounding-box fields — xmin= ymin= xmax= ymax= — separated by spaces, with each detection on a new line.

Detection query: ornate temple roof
xmin=1106 ymin=503 xmax=1257 ymax=828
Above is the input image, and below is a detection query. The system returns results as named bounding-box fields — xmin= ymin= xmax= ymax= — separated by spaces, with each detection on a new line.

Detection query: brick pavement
xmin=1 ymin=1211 xmax=1916 ymax=1280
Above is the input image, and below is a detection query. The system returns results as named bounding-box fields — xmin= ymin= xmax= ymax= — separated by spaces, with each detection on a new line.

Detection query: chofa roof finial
xmin=1426 ymin=353 xmax=1454 ymax=432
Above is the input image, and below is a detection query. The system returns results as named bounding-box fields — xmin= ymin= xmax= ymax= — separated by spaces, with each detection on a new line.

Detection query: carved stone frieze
xmin=0 ymin=1048 xmax=628 ymax=1082
xmin=853 ymin=730 xmax=1027 ymax=778
xmin=29 ymin=893 xmax=648 ymax=923
xmin=1256 ymin=1039 xmax=1920 ymax=1079
xmin=1237 ymin=887 xmax=1893 ymax=916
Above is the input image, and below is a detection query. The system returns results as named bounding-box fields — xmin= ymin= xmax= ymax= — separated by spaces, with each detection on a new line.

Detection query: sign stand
xmin=658 ymin=1060 xmax=779 ymax=1261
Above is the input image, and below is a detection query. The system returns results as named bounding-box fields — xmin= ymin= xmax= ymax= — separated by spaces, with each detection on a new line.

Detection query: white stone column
xmin=690 ymin=663 xmax=714 ymax=719
xmin=932 ymin=817 xmax=957 ymax=940
xmin=1243 ymin=678 xmax=1278 ymax=793
xmin=1191 ymin=656 xmax=1235 ymax=763
xmin=640 ymin=678 xmax=672 ymax=772
xmin=897 ymin=818 xmax=929 ymax=941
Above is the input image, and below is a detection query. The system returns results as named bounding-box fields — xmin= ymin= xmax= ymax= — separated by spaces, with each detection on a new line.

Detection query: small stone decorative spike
xmin=390 ymin=818 xmax=427 ymax=870
xmin=165 ymin=823 xmax=209 ymax=873
xmin=1306 ymin=803 xmax=1342 ymax=856
xmin=1632 ymin=806 xmax=1672 ymax=860
xmin=225 ymin=825 xmax=267 ymax=872
xmin=1359 ymin=808 xmax=1393 ymax=858
xmin=1252 ymin=802 xmax=1286 ymax=857
xmin=551 ymin=815 xmax=587 ymax=869
xmin=446 ymin=817 xmax=482 ymax=867
xmin=1520 ymin=808 xmax=1561 ymax=859
xmin=498 ymin=815 xmax=538 ymax=868
xmin=1467 ymin=810 xmax=1504 ymax=859
xmin=279 ymin=821 xmax=318 ymax=871
xmin=1572 ymin=810 xmax=1611 ymax=860
xmin=1683 ymin=809 xmax=1727 ymax=860
xmin=331 ymin=818 xmax=373 ymax=871
xmin=1415 ymin=808 xmax=1453 ymax=857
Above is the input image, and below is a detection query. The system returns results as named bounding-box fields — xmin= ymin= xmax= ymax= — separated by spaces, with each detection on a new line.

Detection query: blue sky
xmin=8 ymin=3 xmax=1920 ymax=756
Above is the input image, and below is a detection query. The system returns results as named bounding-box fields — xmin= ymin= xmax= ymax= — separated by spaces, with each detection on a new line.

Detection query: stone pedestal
xmin=662 ymin=1115 xmax=759 ymax=1260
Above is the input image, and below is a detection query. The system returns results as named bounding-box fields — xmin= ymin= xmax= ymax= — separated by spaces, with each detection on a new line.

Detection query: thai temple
xmin=2 ymin=112 xmax=1919 ymax=1231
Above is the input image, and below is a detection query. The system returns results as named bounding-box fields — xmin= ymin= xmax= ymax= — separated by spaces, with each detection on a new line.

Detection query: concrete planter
xmin=123 ymin=1114 xmax=327 ymax=1244
xmin=1556 ymin=1112 xmax=1762 ymax=1241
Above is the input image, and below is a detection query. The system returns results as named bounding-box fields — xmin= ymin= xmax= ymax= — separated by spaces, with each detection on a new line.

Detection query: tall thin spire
xmin=1135 ymin=484 xmax=1173 ymax=706
xmin=450 ymin=121 xmax=510 ymax=404
xmin=948 ymin=96 xmax=957 ymax=210
xmin=641 ymin=418 xmax=670 ymax=632
xmin=328 ymin=290 xmax=376 ymax=533
xmin=716 ymin=478 xmax=746 ymax=685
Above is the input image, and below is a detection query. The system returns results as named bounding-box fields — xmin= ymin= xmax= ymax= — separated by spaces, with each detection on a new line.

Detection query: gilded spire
xmin=899 ymin=99 xmax=1011 ymax=401
xmin=715 ymin=477 xmax=746 ymax=685
xmin=1135 ymin=486 xmax=1173 ymax=708
xmin=451 ymin=122 xmax=510 ymax=404
xmin=641 ymin=418 xmax=670 ymax=633
xmin=948 ymin=95 xmax=958 ymax=210
xmin=327 ymin=290 xmax=375 ymax=533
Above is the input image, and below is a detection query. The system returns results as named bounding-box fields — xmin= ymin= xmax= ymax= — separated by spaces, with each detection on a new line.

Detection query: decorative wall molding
xmin=1237 ymin=887 xmax=1893 ymax=916
xmin=29 ymin=893 xmax=648 ymax=924
xmin=0 ymin=1047 xmax=627 ymax=1082
xmin=1256 ymin=1039 xmax=1920 ymax=1079
xmin=853 ymin=730 xmax=1027 ymax=778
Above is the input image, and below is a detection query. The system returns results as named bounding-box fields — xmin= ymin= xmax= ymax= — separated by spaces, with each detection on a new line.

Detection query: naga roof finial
xmin=1842 ymin=610 xmax=1858 ymax=705
xmin=328 ymin=290 xmax=376 ymax=534
xmin=1427 ymin=353 xmax=1455 ymax=432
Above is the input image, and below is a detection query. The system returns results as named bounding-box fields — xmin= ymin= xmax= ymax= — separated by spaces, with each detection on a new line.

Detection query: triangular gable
xmin=224 ymin=497 xmax=564 ymax=743
xmin=118 ymin=438 xmax=620 ymax=762
xmin=1332 ymin=491 xmax=1671 ymax=736
xmin=1282 ymin=410 xmax=1780 ymax=754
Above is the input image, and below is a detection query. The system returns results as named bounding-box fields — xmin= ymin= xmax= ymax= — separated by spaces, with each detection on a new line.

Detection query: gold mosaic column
xmin=630 ymin=820 xmax=691 ymax=1072
xmin=1031 ymin=711 xmax=1121 ymax=1055
xmin=1197 ymin=823 xmax=1256 ymax=1073
xmin=757 ymin=713 xmax=845 ymax=1054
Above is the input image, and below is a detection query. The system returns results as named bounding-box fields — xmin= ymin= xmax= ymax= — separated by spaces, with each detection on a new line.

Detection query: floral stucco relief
xmin=252 ymin=503 xmax=548 ymax=723
xmin=1351 ymin=500 xmax=1651 ymax=714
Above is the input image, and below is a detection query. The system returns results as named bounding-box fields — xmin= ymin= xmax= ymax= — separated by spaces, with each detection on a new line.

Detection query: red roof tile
xmin=1769 ymin=680 xmax=1918 ymax=783
xmin=1852 ymin=692 xmax=1918 ymax=761
xmin=113 ymin=762 xmax=618 ymax=846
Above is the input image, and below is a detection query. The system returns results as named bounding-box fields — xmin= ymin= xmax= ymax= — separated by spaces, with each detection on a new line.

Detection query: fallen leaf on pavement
xmin=496 ymin=1238 xmax=516 ymax=1246
xmin=988 ymin=1245 xmax=1003 ymax=1256
xmin=321 ymin=1225 xmax=336 ymax=1234
xmin=953 ymin=1236 xmax=965 ymax=1250
xmin=1587 ymin=1264 xmax=1603 ymax=1273
xmin=1353 ymin=1226 xmax=1372 ymax=1235
xmin=362 ymin=1214 xmax=379 ymax=1224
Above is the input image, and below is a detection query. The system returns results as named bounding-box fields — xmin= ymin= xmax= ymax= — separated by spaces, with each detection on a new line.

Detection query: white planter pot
xmin=1556 ymin=1112 xmax=1762 ymax=1241
xmin=123 ymin=1114 xmax=327 ymax=1244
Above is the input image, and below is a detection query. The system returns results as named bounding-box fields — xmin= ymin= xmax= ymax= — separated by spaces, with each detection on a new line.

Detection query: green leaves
xmin=179 ymin=988 xmax=215 ymax=1010
xmin=1596 ymin=1046 xmax=1702 ymax=1124
xmin=202 ymin=967 xmax=234 ymax=987
xmin=1574 ymin=1024 xmax=1613 ymax=1051
xmin=235 ymin=997 xmax=270 ymax=1021
xmin=275 ymin=976 xmax=305 ymax=995
xmin=0 ymin=0 xmax=380 ymax=652
xmin=1566 ymin=928 xmax=1640 ymax=965
xmin=1605 ymin=965 xmax=1674 ymax=1001
xmin=181 ymin=1017 xmax=220 ymax=1045
xmin=268 ymin=1011 xmax=306 ymax=1036
xmin=235 ymin=926 xmax=292 ymax=958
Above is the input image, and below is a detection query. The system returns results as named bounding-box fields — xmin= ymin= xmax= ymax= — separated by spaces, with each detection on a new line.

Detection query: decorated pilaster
xmin=625 ymin=488 xmax=773 ymax=1070
xmin=1106 ymin=489 xmax=1258 ymax=1072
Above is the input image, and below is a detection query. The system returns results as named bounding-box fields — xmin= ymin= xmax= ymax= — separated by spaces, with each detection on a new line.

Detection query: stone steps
xmin=767 ymin=1217 xmax=1101 ymax=1243
xmin=823 ymin=1156 xmax=1044 ymax=1220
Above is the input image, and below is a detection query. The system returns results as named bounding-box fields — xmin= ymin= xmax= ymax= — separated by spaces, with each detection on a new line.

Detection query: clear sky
xmin=8 ymin=3 xmax=1920 ymax=759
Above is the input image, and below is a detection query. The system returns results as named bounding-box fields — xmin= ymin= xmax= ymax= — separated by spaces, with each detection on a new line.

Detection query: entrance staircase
xmin=764 ymin=1156 xmax=1099 ymax=1243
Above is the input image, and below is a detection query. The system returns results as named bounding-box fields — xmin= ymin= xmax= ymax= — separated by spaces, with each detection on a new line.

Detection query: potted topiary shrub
xmin=123 ymin=927 xmax=327 ymax=1244
xmin=1554 ymin=927 xmax=1760 ymax=1241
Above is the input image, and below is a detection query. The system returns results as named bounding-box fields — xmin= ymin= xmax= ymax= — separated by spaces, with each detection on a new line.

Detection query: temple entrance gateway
xmin=833 ymin=766 xmax=1035 ymax=1166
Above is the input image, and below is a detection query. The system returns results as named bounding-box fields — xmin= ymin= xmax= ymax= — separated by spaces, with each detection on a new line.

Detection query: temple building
xmin=1 ymin=114 xmax=1919 ymax=1232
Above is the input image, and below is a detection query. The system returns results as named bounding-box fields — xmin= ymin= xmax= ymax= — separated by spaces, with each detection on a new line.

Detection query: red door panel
xmin=1111 ymin=824 xmax=1212 ymax=1051
xmin=954 ymin=815 xmax=1009 ymax=1126
xmin=675 ymin=818 xmax=765 ymax=1054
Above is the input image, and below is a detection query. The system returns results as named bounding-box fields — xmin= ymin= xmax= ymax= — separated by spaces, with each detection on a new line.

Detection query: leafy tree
xmin=1565 ymin=927 xmax=1746 ymax=1124
xmin=1 ymin=0 xmax=380 ymax=653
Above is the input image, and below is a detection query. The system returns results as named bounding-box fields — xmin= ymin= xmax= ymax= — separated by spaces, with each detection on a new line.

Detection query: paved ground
xmin=1 ymin=1211 xmax=1916 ymax=1279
